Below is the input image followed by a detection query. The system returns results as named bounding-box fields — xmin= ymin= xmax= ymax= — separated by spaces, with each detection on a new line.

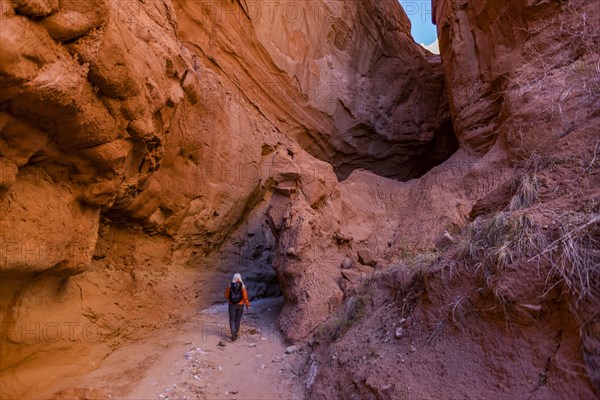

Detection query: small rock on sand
xmin=341 ymin=257 xmax=354 ymax=269
xmin=285 ymin=345 xmax=298 ymax=354
xmin=341 ymin=269 xmax=361 ymax=284
xmin=435 ymin=231 xmax=455 ymax=250
xmin=357 ymin=248 xmax=377 ymax=267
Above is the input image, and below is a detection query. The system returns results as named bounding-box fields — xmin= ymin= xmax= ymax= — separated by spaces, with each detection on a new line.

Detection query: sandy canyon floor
xmin=34 ymin=298 xmax=306 ymax=400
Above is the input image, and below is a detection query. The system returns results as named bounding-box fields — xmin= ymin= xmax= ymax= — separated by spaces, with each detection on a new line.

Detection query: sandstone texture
xmin=0 ymin=0 xmax=598 ymax=398
xmin=249 ymin=0 xmax=458 ymax=179
xmin=175 ymin=0 xmax=457 ymax=181
xmin=434 ymin=0 xmax=600 ymax=155
xmin=1 ymin=1 xmax=457 ymax=394
xmin=306 ymin=1 xmax=600 ymax=398
xmin=0 ymin=0 xmax=191 ymax=277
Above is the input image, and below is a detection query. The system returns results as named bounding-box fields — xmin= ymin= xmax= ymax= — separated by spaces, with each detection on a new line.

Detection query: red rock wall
xmin=1 ymin=0 xmax=192 ymax=275
xmin=432 ymin=2 xmax=600 ymax=389
xmin=433 ymin=0 xmax=600 ymax=156
xmin=175 ymin=0 xmax=457 ymax=180
xmin=8 ymin=0 xmax=599 ymax=396
xmin=0 ymin=0 xmax=459 ymax=355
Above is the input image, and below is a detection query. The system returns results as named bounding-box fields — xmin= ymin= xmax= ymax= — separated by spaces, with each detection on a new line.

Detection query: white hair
xmin=232 ymin=273 xmax=246 ymax=289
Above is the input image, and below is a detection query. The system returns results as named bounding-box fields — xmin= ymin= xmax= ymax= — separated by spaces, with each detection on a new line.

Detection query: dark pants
xmin=228 ymin=303 xmax=244 ymax=338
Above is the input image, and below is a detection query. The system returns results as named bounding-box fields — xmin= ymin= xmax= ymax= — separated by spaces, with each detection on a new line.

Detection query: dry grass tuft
xmin=457 ymin=212 xmax=546 ymax=284
xmin=457 ymin=204 xmax=599 ymax=309
xmin=509 ymin=174 xmax=539 ymax=211
xmin=315 ymin=266 xmax=426 ymax=342
xmin=530 ymin=215 xmax=600 ymax=305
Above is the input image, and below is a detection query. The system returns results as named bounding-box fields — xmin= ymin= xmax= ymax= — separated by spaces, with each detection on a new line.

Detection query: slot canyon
xmin=0 ymin=0 xmax=599 ymax=398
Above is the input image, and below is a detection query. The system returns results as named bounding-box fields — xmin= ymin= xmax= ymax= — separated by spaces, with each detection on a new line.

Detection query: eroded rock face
xmin=1 ymin=0 xmax=455 ymax=348
xmin=432 ymin=2 xmax=600 ymax=392
xmin=433 ymin=0 xmax=600 ymax=156
xmin=175 ymin=0 xmax=457 ymax=180
xmin=0 ymin=5 xmax=203 ymax=393
xmin=269 ymin=146 xmax=512 ymax=341
xmin=13 ymin=0 xmax=598 ymax=397
xmin=0 ymin=0 xmax=188 ymax=276
xmin=254 ymin=0 xmax=459 ymax=180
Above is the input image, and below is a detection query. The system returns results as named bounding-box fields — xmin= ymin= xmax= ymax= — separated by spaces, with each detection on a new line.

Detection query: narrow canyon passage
xmin=1 ymin=0 xmax=598 ymax=399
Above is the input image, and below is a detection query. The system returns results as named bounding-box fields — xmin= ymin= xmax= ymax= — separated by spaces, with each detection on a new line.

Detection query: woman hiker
xmin=224 ymin=273 xmax=250 ymax=341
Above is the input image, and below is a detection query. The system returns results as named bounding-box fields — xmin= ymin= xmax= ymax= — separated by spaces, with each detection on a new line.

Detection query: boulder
xmin=40 ymin=0 xmax=109 ymax=42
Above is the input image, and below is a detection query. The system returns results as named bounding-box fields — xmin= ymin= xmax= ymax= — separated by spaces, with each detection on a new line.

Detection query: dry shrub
xmin=506 ymin=125 xmax=553 ymax=162
xmin=528 ymin=213 xmax=600 ymax=393
xmin=315 ymin=294 xmax=370 ymax=342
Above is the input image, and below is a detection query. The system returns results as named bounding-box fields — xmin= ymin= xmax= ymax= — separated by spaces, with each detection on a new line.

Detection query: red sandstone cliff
xmin=0 ymin=0 xmax=598 ymax=398
xmin=0 ymin=0 xmax=455 ymax=395
xmin=308 ymin=1 xmax=600 ymax=399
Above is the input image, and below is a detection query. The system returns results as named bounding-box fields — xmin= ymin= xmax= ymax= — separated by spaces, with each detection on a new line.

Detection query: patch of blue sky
xmin=399 ymin=0 xmax=439 ymax=53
